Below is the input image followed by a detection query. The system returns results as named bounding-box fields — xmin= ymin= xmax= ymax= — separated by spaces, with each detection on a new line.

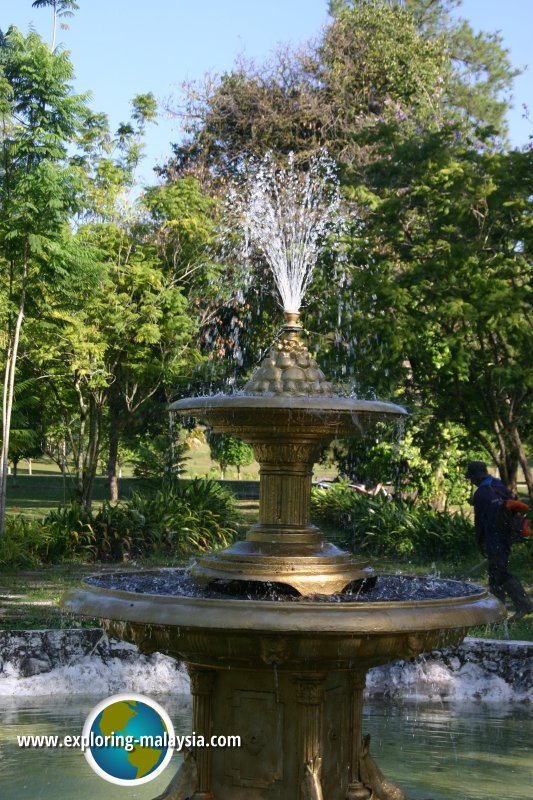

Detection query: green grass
xmin=0 ymin=559 xmax=191 ymax=630
xmin=5 ymin=446 xmax=337 ymax=513
xmin=5 ymin=475 xmax=156 ymax=519
xmin=0 ymin=564 xmax=100 ymax=630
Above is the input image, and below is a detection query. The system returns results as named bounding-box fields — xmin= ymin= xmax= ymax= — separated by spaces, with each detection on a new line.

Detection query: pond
xmin=0 ymin=694 xmax=531 ymax=799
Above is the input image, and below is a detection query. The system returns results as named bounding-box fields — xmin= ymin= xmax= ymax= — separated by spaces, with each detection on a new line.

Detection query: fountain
xmin=64 ymin=153 xmax=505 ymax=800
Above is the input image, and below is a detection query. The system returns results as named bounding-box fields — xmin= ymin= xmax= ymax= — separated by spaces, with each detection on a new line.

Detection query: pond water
xmin=0 ymin=694 xmax=531 ymax=800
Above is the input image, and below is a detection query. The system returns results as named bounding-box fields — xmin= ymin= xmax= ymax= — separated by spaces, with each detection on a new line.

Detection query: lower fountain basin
xmin=63 ymin=571 xmax=505 ymax=799
xmin=64 ymin=571 xmax=504 ymax=671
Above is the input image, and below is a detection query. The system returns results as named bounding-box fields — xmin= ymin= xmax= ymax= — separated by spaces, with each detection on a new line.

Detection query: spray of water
xmin=229 ymin=150 xmax=343 ymax=314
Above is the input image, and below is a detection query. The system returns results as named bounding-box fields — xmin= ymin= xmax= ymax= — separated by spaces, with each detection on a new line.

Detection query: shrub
xmin=40 ymin=503 xmax=97 ymax=562
xmin=129 ymin=479 xmax=240 ymax=556
xmin=311 ymin=484 xmax=477 ymax=562
xmin=0 ymin=515 xmax=45 ymax=568
xmin=0 ymin=479 xmax=241 ymax=567
xmin=0 ymin=509 xmax=95 ymax=567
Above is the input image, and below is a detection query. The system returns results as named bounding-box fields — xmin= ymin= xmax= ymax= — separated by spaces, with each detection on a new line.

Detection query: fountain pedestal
xmin=179 ymin=320 xmax=403 ymax=596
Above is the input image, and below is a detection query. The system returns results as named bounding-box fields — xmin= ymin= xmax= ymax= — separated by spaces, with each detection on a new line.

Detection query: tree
xmin=0 ymin=27 xmax=90 ymax=534
xmin=159 ymin=0 xmax=528 ymax=502
xmin=0 ymin=374 xmax=42 ymax=485
xmin=349 ymin=131 xmax=533 ymax=494
xmin=31 ymin=1 xmax=80 ymax=50
xmin=329 ymin=1 xmax=517 ymax=137
xmin=206 ymin=431 xmax=254 ymax=480
xmin=164 ymin=0 xmax=516 ymax=185
xmin=404 ymin=0 xmax=517 ymax=135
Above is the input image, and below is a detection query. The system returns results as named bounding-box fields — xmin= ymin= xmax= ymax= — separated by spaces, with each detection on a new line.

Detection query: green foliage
xmin=330 ymin=419 xmax=474 ymax=507
xmin=0 ymin=515 xmax=50 ymax=568
xmin=329 ymin=1 xmax=517 ymax=136
xmin=0 ymin=479 xmax=240 ymax=566
xmin=357 ymin=134 xmax=533 ymax=490
xmin=0 ymin=505 xmax=95 ymax=567
xmin=132 ymin=432 xmax=188 ymax=482
xmin=38 ymin=502 xmax=99 ymax=560
xmin=0 ymin=27 xmax=93 ymax=532
xmin=311 ymin=483 xmax=477 ymax=561
xmin=206 ymin=431 xmax=254 ymax=478
xmin=129 ymin=479 xmax=240 ymax=555
xmin=0 ymin=28 xmax=89 ymax=276
xmin=320 ymin=0 xmax=448 ymax=127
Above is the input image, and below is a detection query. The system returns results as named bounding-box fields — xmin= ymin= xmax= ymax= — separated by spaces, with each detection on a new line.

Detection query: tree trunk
xmin=108 ymin=449 xmax=120 ymax=502
xmin=107 ymin=399 xmax=122 ymax=502
xmin=0 ymin=276 xmax=26 ymax=536
xmin=511 ymin=426 xmax=533 ymax=499
xmin=74 ymin=377 xmax=87 ymax=503
xmin=81 ymin=394 xmax=103 ymax=512
xmin=51 ymin=7 xmax=57 ymax=50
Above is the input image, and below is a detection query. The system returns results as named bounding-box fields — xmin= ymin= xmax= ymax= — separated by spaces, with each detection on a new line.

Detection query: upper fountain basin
xmin=171 ymin=394 xmax=407 ymax=439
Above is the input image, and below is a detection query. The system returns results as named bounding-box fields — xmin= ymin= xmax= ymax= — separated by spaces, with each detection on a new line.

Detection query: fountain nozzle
xmin=283 ymin=310 xmax=302 ymax=329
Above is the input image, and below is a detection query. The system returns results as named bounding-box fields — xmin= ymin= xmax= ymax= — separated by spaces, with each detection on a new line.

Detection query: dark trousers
xmin=486 ymin=537 xmax=512 ymax=601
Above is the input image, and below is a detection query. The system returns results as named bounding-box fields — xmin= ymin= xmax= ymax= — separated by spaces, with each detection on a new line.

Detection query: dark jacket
xmin=472 ymin=476 xmax=511 ymax=554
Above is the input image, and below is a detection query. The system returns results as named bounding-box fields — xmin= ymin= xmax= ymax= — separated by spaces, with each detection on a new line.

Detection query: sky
xmin=2 ymin=0 xmax=532 ymax=186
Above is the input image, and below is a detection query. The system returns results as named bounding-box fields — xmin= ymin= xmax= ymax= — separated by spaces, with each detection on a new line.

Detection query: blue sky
xmin=2 ymin=0 xmax=532 ymax=185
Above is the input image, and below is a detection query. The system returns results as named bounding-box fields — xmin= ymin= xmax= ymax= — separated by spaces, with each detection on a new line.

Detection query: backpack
xmin=492 ymin=485 xmax=533 ymax=544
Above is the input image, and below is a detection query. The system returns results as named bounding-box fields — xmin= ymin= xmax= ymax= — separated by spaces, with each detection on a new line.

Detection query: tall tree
xmin=0 ymin=27 xmax=89 ymax=534
xmin=30 ymin=95 xmax=206 ymax=508
xmin=164 ymin=0 xmax=516 ymax=184
xmin=347 ymin=132 xmax=533 ymax=493
xmin=31 ymin=1 xmax=80 ymax=50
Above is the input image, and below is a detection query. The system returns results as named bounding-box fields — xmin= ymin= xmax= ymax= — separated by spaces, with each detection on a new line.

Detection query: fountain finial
xmin=244 ymin=315 xmax=333 ymax=396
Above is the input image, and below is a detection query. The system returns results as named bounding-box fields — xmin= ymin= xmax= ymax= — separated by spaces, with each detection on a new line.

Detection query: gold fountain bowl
xmin=173 ymin=394 xmax=407 ymax=439
xmin=63 ymin=571 xmax=505 ymax=672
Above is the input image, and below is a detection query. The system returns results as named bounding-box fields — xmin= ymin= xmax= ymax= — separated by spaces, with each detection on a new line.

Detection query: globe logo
xmin=83 ymin=693 xmax=175 ymax=786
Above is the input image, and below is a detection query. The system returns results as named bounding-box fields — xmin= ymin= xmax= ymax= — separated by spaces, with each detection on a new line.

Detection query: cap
xmin=465 ymin=461 xmax=488 ymax=480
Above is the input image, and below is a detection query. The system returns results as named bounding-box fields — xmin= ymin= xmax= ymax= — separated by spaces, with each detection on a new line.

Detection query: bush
xmin=129 ymin=479 xmax=240 ymax=556
xmin=0 ymin=509 xmax=96 ymax=567
xmin=40 ymin=503 xmax=98 ymax=561
xmin=0 ymin=515 xmax=48 ymax=568
xmin=0 ymin=479 xmax=242 ymax=568
xmin=311 ymin=484 xmax=477 ymax=562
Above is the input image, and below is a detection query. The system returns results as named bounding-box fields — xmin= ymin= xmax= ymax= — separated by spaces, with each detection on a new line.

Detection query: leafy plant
xmin=311 ymin=483 xmax=477 ymax=562
xmin=129 ymin=479 xmax=240 ymax=556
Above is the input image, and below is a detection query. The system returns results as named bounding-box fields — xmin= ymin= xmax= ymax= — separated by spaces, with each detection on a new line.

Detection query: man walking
xmin=466 ymin=461 xmax=533 ymax=622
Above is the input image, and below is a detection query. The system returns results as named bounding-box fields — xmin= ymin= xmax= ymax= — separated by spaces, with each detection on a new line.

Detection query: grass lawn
xmin=5 ymin=475 xmax=150 ymax=519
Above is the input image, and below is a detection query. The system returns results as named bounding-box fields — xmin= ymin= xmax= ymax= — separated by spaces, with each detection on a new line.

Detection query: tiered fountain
xmin=64 ymin=154 xmax=505 ymax=800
